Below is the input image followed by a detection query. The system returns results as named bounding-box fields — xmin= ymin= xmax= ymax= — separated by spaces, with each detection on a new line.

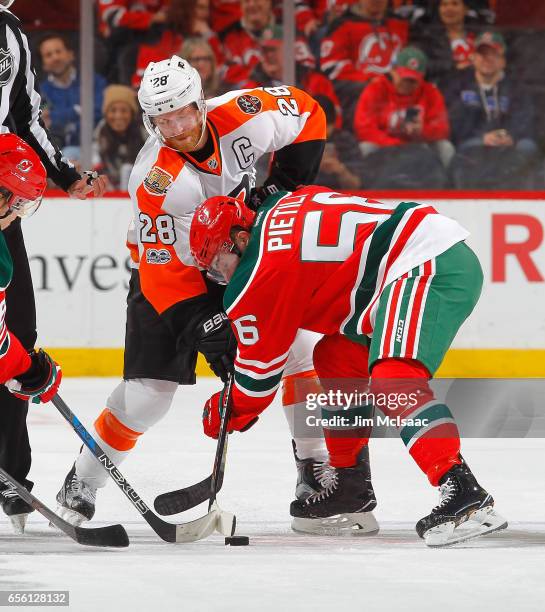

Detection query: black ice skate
xmin=291 ymin=440 xmax=331 ymax=503
xmin=0 ymin=479 xmax=35 ymax=534
xmin=416 ymin=460 xmax=507 ymax=547
xmin=290 ymin=446 xmax=379 ymax=536
xmin=56 ymin=464 xmax=97 ymax=527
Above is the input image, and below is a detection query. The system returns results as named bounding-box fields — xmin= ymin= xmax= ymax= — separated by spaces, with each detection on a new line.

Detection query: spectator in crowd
xmin=180 ymin=37 xmax=223 ymax=98
xmin=319 ymin=0 xmax=409 ymax=128
xmin=97 ymin=0 xmax=168 ymax=39
xmin=314 ymin=95 xmax=365 ymax=190
xmin=211 ymin=0 xmax=241 ymax=33
xmin=353 ymin=46 xmax=452 ymax=188
xmin=244 ymin=25 xmax=343 ymax=126
xmin=316 ymin=1 xmax=358 ymax=24
xmin=97 ymin=1 xmax=169 ymax=82
xmin=94 ymin=85 xmax=146 ymax=191
xmin=320 ymin=0 xmax=409 ymax=82
xmin=445 ymin=31 xmax=539 ymax=189
xmin=222 ymin=0 xmax=315 ymax=88
xmin=126 ymin=0 xmax=224 ymax=87
xmin=38 ymin=34 xmax=106 ymax=161
xmin=393 ymin=0 xmax=494 ymax=24
xmin=293 ymin=1 xmax=358 ymax=36
xmin=411 ymin=0 xmax=481 ymax=91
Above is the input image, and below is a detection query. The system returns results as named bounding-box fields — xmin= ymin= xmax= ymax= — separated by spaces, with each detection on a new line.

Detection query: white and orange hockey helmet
xmin=137 ymin=55 xmax=207 ymax=144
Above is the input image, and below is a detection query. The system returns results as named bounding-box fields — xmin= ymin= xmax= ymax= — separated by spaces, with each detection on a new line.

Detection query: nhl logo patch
xmin=0 ymin=48 xmax=14 ymax=86
xmin=236 ymin=94 xmax=262 ymax=115
xmin=207 ymin=158 xmax=218 ymax=170
xmin=143 ymin=166 xmax=174 ymax=196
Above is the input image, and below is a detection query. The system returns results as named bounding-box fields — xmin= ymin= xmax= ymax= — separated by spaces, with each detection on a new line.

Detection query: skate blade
xmin=9 ymin=513 xmax=29 ymax=535
xmin=424 ymin=506 xmax=508 ymax=548
xmin=291 ymin=511 xmax=379 ymax=536
xmin=51 ymin=505 xmax=88 ymax=529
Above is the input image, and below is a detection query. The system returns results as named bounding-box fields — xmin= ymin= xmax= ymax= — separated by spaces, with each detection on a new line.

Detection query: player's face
xmin=152 ymin=104 xmax=204 ymax=152
xmin=210 ymin=251 xmax=241 ymax=282
xmin=209 ymin=230 xmax=250 ymax=281
xmin=0 ymin=191 xmax=17 ymax=231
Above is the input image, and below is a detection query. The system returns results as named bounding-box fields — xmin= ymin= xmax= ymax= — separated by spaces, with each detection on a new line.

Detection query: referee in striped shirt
xmin=0 ymin=0 xmax=107 ymax=530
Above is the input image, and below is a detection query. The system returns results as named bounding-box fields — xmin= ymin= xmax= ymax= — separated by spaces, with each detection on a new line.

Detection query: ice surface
xmin=1 ymin=378 xmax=544 ymax=612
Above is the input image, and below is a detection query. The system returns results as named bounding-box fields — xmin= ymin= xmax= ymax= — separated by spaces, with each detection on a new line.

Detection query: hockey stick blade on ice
xmin=0 ymin=468 xmax=129 ymax=547
xmin=154 ymin=376 xmax=233 ymax=516
xmin=154 ymin=376 xmax=232 ymax=516
xmin=153 ymin=473 xmax=223 ymax=516
xmin=51 ymin=393 xmax=234 ymax=543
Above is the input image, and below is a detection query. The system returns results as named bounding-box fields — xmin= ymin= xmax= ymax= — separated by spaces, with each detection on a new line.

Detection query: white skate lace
xmin=434 ymin=478 xmax=457 ymax=511
xmin=305 ymin=468 xmax=339 ymax=505
xmin=69 ymin=475 xmax=96 ymax=503
xmin=313 ymin=463 xmax=337 ymax=489
xmin=1 ymin=488 xmax=19 ymax=500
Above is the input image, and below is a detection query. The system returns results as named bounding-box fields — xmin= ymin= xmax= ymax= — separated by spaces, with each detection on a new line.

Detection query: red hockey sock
xmin=313 ymin=333 xmax=371 ymax=468
xmin=371 ymin=358 xmax=461 ymax=485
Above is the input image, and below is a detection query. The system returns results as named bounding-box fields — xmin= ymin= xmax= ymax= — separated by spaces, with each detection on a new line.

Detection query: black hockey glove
xmin=6 ymin=349 xmax=62 ymax=404
xmin=194 ymin=311 xmax=237 ymax=383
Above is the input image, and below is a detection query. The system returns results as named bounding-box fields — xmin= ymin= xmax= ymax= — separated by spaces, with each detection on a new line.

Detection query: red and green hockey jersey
xmin=223 ymin=185 xmax=469 ymax=419
xmin=0 ymin=233 xmax=31 ymax=383
xmin=320 ymin=11 xmax=409 ymax=82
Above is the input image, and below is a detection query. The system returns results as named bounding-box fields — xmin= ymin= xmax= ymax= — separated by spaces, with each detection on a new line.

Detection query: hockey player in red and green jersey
xmin=190 ymin=185 xmax=507 ymax=546
xmin=0 ymin=133 xmax=62 ymax=533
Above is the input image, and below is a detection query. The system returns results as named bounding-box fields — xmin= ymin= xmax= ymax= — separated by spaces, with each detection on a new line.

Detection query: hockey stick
xmin=51 ymin=393 xmax=234 ymax=543
xmin=0 ymin=468 xmax=129 ymax=547
xmin=153 ymin=472 xmax=223 ymax=516
xmin=209 ymin=374 xmax=233 ymax=510
xmin=154 ymin=376 xmax=232 ymax=516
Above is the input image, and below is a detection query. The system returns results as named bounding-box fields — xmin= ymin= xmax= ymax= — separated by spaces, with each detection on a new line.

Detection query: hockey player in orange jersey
xmin=190 ymin=186 xmax=507 ymax=546
xmin=54 ymin=56 xmax=373 ymax=533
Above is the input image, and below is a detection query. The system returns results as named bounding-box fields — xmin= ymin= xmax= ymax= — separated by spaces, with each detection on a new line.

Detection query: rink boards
xmin=23 ymin=194 xmax=545 ymax=377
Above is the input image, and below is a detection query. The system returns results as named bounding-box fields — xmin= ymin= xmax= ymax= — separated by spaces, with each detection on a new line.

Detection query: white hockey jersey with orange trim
xmin=127 ymin=86 xmax=325 ymax=315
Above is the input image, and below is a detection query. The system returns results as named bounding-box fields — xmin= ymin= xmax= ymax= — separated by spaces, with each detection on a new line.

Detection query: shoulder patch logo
xmin=143 ymin=166 xmax=173 ymax=196
xmin=236 ymin=94 xmax=262 ymax=115
xmin=0 ymin=48 xmax=14 ymax=86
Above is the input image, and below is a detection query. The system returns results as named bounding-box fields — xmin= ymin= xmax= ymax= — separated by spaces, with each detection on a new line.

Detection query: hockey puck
xmin=225 ymin=536 xmax=249 ymax=546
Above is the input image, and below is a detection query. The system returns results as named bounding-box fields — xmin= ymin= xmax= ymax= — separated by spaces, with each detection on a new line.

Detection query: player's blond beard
xmin=164 ymin=117 xmax=207 ymax=153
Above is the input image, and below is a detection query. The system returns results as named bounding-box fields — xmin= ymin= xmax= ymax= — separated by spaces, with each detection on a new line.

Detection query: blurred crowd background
xmin=17 ymin=0 xmax=545 ymax=192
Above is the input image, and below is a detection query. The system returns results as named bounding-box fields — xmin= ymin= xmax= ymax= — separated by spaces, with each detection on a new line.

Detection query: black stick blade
xmin=154 ymin=470 xmax=224 ymax=516
xmin=74 ymin=524 xmax=130 ymax=548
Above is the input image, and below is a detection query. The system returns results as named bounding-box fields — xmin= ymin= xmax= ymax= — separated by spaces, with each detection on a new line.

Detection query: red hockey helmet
xmin=190 ymin=196 xmax=256 ymax=269
xmin=0 ymin=133 xmax=47 ymax=217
